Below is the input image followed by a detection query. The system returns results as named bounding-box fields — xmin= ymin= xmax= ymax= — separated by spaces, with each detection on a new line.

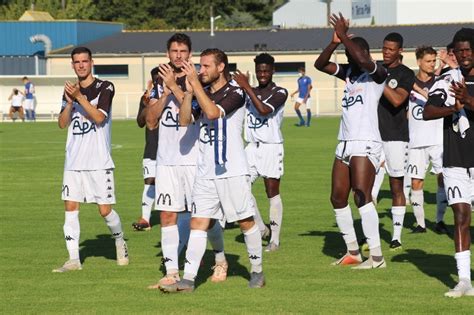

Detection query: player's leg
xmin=294 ymin=101 xmax=305 ymax=126
xmin=435 ymin=174 xmax=450 ymax=233
xmin=330 ymin=157 xmax=361 ymax=265
xmin=305 ymin=99 xmax=312 ymax=127
xmin=411 ymin=178 xmax=426 ymax=231
xmin=372 ymin=161 xmax=386 ymax=204
xmin=99 ymin=203 xmax=129 ymax=266
xmin=133 ymin=159 xmax=156 ymax=231
xmin=8 ymin=106 xmax=14 ymax=120
xmin=349 ymin=156 xmax=385 ymax=269
xmin=246 ymin=143 xmax=268 ymax=237
xmin=207 ymin=219 xmax=227 ymax=282
xmin=18 ymin=107 xmax=25 ymax=121
xmin=238 ymin=217 xmax=265 ymax=288
xmin=264 ymin=177 xmax=282 ymax=251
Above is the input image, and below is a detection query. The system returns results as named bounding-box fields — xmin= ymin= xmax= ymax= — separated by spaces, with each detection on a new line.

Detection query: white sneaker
xmin=444 ymin=279 xmax=474 ymax=298
xmin=116 ymin=241 xmax=129 ymax=266
xmin=351 ymin=257 xmax=386 ymax=270
xmin=52 ymin=259 xmax=82 ymax=273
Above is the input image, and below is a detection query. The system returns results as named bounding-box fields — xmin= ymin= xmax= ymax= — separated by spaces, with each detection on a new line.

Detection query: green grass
xmin=0 ymin=117 xmax=473 ymax=314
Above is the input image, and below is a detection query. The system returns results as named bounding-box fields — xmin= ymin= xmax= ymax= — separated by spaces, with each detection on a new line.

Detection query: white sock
xmin=455 ymin=250 xmax=471 ymax=281
xmin=334 ymin=205 xmax=358 ymax=251
xmin=63 ymin=211 xmax=80 ymax=261
xmin=243 ymin=224 xmax=263 ymax=273
xmin=411 ymin=190 xmax=425 ymax=228
xmin=141 ymin=184 xmax=155 ymax=222
xmin=269 ymin=194 xmax=283 ymax=245
xmin=207 ymin=221 xmax=226 ymax=263
xmin=183 ymin=229 xmax=208 ymax=281
xmin=436 ymin=186 xmax=448 ymax=223
xmin=251 ymin=194 xmax=266 ymax=232
xmin=358 ymin=203 xmax=381 ymax=253
xmin=372 ymin=166 xmax=385 ymax=200
xmin=104 ymin=209 xmax=124 ymax=246
xmin=403 ymin=175 xmax=411 ymax=202
xmin=391 ymin=206 xmax=406 ymax=242
xmin=177 ymin=212 xmax=191 ymax=255
xmin=161 ymin=225 xmax=180 ymax=273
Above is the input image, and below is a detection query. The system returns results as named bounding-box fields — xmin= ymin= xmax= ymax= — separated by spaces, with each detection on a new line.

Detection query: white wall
xmin=396 ymin=0 xmax=473 ymax=24
xmin=273 ymin=0 xmax=327 ymax=27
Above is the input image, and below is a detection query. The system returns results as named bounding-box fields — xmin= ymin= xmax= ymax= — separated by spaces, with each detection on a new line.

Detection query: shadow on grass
xmin=79 ymin=234 xmax=119 ymax=263
xmin=298 ymin=230 xmax=346 ymax=258
xmin=391 ymin=249 xmax=474 ymax=288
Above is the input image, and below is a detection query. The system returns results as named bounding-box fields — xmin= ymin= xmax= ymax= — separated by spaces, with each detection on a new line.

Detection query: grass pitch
xmin=1 ymin=117 xmax=473 ymax=314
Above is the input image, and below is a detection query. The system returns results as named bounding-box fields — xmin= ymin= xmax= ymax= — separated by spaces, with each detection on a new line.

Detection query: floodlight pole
xmin=210 ymin=6 xmax=221 ymax=37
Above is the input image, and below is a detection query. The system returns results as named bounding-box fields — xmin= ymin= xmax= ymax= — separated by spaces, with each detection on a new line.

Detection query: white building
xmin=273 ymin=0 xmax=474 ymax=27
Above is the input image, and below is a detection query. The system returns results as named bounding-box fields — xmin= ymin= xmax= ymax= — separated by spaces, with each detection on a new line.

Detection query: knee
xmin=330 ymin=195 xmax=347 ymax=209
xmin=160 ymin=211 xmax=177 ymax=226
xmin=239 ymin=217 xmax=255 ymax=232
xmin=352 ymin=189 xmax=370 ymax=208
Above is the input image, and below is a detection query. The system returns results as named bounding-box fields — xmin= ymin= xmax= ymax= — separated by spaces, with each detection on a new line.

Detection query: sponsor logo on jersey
xmin=161 ymin=106 xmax=180 ymax=130
xmin=411 ymin=105 xmax=424 ymax=120
xmin=446 ymin=186 xmax=462 ymax=200
xmin=247 ymin=112 xmax=269 ymax=129
xmin=62 ymin=185 xmax=69 ymax=197
xmin=342 ymin=92 xmax=364 ymax=108
xmin=71 ymin=116 xmax=96 ymax=135
xmin=157 ymin=193 xmax=172 ymax=206
xmin=199 ymin=124 xmax=216 ymax=144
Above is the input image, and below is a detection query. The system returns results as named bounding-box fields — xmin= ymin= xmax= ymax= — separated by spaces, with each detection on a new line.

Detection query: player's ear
xmin=218 ymin=62 xmax=225 ymax=73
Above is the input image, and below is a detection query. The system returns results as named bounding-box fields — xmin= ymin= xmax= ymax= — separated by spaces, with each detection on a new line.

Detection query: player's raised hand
xmin=330 ymin=13 xmax=349 ymax=40
xmin=450 ymin=80 xmax=473 ymax=107
xmin=64 ymin=81 xmax=82 ymax=100
xmin=233 ymin=70 xmax=251 ymax=89
xmin=185 ymin=77 xmax=194 ymax=94
xmin=158 ymin=63 xmax=175 ymax=88
xmin=182 ymin=60 xmax=199 ymax=85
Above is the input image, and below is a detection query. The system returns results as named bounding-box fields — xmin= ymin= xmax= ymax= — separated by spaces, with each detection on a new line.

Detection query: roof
xmin=19 ymin=10 xmax=54 ymax=21
xmin=50 ymin=22 xmax=474 ymax=56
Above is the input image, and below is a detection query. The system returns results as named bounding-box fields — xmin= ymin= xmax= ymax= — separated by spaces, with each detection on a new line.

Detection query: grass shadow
xmin=79 ymin=234 xmax=118 ymax=264
xmin=298 ymin=230 xmax=346 ymax=259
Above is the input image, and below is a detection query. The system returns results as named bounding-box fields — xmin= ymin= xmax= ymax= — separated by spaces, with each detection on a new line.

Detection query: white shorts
xmin=155 ymin=165 xmax=196 ymax=212
xmin=335 ymin=140 xmax=382 ymax=170
xmin=24 ymin=99 xmax=34 ymax=111
xmin=62 ymin=169 xmax=116 ymax=204
xmin=443 ymin=167 xmax=474 ymax=205
xmin=142 ymin=158 xmax=156 ymax=179
xmin=192 ymin=175 xmax=255 ymax=223
xmin=296 ymin=97 xmax=311 ymax=110
xmin=382 ymin=141 xmax=408 ymax=177
xmin=246 ymin=142 xmax=284 ymax=182
xmin=407 ymin=145 xmax=443 ymax=179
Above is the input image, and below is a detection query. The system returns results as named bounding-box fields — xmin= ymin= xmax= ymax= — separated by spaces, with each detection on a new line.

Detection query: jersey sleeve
xmin=263 ymin=87 xmax=288 ymax=112
xmin=97 ymin=81 xmax=115 ymax=116
xmin=398 ymin=68 xmax=416 ymax=93
xmin=60 ymin=94 xmax=68 ymax=113
xmin=216 ymin=86 xmax=246 ymax=116
xmin=426 ymin=78 xmax=450 ymax=107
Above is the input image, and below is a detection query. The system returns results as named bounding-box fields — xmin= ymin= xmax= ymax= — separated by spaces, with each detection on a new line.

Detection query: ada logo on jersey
xmin=411 ymin=105 xmax=424 ymax=120
xmin=71 ymin=116 xmax=96 ymax=135
xmin=342 ymin=92 xmax=364 ymax=108
xmin=247 ymin=112 xmax=269 ymax=129
xmin=160 ymin=106 xmax=180 ymax=130
xmin=388 ymin=79 xmax=398 ymax=89
xmin=199 ymin=124 xmax=223 ymax=144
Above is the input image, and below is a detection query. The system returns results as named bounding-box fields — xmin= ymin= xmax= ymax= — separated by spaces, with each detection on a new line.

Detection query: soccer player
xmin=8 ymin=88 xmax=25 ymax=122
xmin=407 ymin=46 xmax=448 ymax=235
xmin=314 ymin=13 xmax=387 ymax=269
xmin=53 ymin=46 xmax=128 ymax=272
xmin=160 ymin=48 xmax=265 ymax=293
xmin=132 ymin=67 xmax=160 ymax=231
xmin=378 ymin=32 xmax=415 ymax=251
xmin=233 ymin=53 xmax=288 ymax=251
xmin=146 ymin=34 xmax=227 ymax=288
xmin=423 ymin=27 xmax=474 ymax=298
xmin=22 ymin=76 xmax=35 ymax=121
xmin=290 ymin=67 xmax=312 ymax=127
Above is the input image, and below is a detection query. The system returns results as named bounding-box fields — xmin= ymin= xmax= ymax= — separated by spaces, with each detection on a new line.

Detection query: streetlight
xmin=210 ymin=5 xmax=221 ymax=37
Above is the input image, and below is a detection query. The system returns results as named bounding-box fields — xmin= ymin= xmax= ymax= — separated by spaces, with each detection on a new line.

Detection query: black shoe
xmin=412 ymin=225 xmax=427 ymax=233
xmin=389 ymin=240 xmax=402 ymax=251
xmin=434 ymin=221 xmax=450 ymax=235
xmin=294 ymin=122 xmax=305 ymax=127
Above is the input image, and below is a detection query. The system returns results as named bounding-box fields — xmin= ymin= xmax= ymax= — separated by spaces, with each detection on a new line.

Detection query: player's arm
xmin=314 ymin=31 xmax=343 ymax=79
xmin=159 ymin=63 xmax=185 ymax=104
xmin=179 ymin=90 xmax=194 ymax=126
xmin=450 ymin=80 xmax=474 ymax=111
xmin=233 ymin=70 xmax=272 ymax=116
xmin=8 ymin=90 xmax=13 ymax=101
xmin=145 ymin=88 xmax=169 ymax=130
xmin=137 ymin=80 xmax=154 ymax=128
xmin=64 ymin=81 xmax=107 ymax=125
xmin=423 ymin=83 xmax=461 ymax=120
xmin=303 ymin=83 xmax=312 ymax=103
xmin=182 ymin=60 xmax=222 ymax=120
xmin=58 ymin=92 xmax=73 ymax=129
xmin=383 ymin=81 xmax=411 ymax=108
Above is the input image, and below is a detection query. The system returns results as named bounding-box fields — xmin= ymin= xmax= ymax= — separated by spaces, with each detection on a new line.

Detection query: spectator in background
xmin=8 ymin=88 xmax=25 ymax=122
xmin=291 ymin=67 xmax=313 ymax=127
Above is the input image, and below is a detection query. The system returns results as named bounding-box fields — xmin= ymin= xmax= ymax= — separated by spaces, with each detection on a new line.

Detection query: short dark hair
xmin=167 ymin=33 xmax=192 ymax=51
xmin=254 ymin=53 xmax=274 ymax=66
xmin=22 ymin=76 xmax=28 ymax=80
xmin=352 ymin=36 xmax=370 ymax=52
xmin=150 ymin=66 xmax=159 ymax=78
xmin=452 ymin=27 xmax=474 ymax=50
xmin=298 ymin=67 xmax=305 ymax=72
xmin=71 ymin=46 xmax=92 ymax=59
xmin=415 ymin=46 xmax=437 ymax=60
xmin=384 ymin=32 xmax=404 ymax=48
xmin=13 ymin=88 xmax=19 ymax=94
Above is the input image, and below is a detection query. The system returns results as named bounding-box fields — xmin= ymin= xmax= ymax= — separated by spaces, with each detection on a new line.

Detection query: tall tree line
xmin=0 ymin=0 xmax=286 ymax=29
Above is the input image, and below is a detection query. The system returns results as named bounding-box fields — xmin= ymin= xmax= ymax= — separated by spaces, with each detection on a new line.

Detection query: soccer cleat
xmin=389 ymin=240 xmax=403 ymax=251
xmin=434 ymin=221 xmax=450 ymax=235
xmin=210 ymin=261 xmax=228 ymax=283
xmin=261 ymin=225 xmax=271 ymax=241
xmin=265 ymin=242 xmax=280 ymax=252
xmin=116 ymin=241 xmax=129 ymax=266
xmin=148 ymin=273 xmax=180 ymax=289
xmin=248 ymin=272 xmax=265 ymax=288
xmin=294 ymin=122 xmax=305 ymax=127
xmin=132 ymin=218 xmax=151 ymax=231
xmin=331 ymin=253 xmax=363 ymax=266
xmin=412 ymin=225 xmax=427 ymax=233
xmin=52 ymin=259 xmax=82 ymax=273
xmin=444 ymin=279 xmax=474 ymax=298
xmin=351 ymin=257 xmax=386 ymax=270
xmin=160 ymin=279 xmax=195 ymax=293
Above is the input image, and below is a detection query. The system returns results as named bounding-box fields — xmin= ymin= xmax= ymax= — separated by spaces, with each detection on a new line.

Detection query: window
xmin=274 ymin=62 xmax=305 ymax=74
xmin=94 ymin=65 xmax=129 ymax=77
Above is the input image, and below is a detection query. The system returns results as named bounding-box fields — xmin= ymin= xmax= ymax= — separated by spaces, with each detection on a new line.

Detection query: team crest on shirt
xmin=411 ymin=105 xmax=424 ymax=120
xmin=388 ymin=79 xmax=398 ymax=89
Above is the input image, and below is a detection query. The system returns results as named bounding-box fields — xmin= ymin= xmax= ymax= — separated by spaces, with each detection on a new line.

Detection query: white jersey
xmin=195 ymin=81 xmax=249 ymax=179
xmin=11 ymin=94 xmax=24 ymax=107
xmin=335 ymin=64 xmax=384 ymax=142
xmin=62 ymin=78 xmax=115 ymax=171
xmin=244 ymin=82 xmax=288 ymax=144
xmin=408 ymin=77 xmax=443 ymax=148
